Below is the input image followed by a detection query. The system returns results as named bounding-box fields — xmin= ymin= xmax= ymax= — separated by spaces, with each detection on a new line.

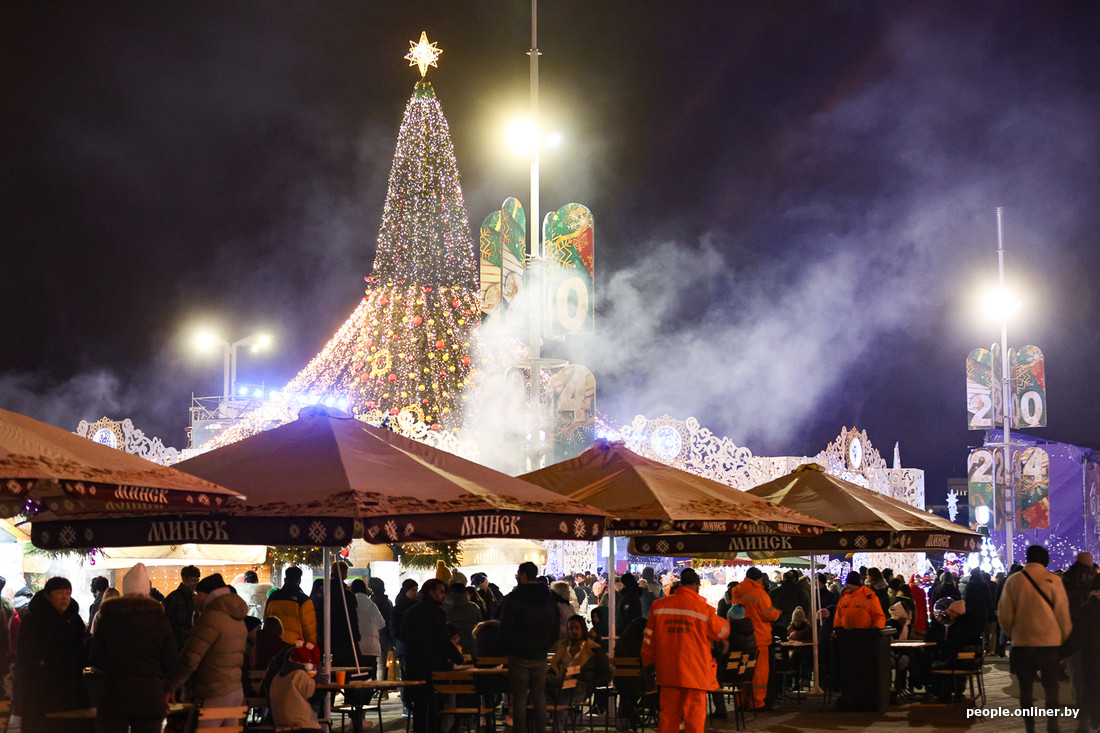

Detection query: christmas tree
xmin=349 ymin=77 xmax=480 ymax=429
xmin=206 ymin=34 xmax=480 ymax=447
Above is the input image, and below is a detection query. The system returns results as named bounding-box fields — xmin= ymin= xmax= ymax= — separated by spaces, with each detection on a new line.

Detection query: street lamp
xmin=194 ymin=331 xmax=272 ymax=401
xmin=993 ymin=207 xmax=1016 ymax=565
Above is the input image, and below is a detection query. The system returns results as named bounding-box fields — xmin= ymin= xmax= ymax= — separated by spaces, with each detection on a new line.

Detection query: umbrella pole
xmin=607 ymin=531 xmax=616 ymax=658
xmin=808 ymin=555 xmax=823 ymax=695
xmin=323 ymin=547 xmax=332 ymax=726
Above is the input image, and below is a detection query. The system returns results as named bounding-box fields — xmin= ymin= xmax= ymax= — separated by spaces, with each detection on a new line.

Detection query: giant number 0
xmin=554 ymin=276 xmax=590 ymax=334
xmin=1018 ymin=390 xmax=1044 ymax=427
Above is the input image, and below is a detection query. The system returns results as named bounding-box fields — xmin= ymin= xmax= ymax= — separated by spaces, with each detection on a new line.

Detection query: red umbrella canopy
xmin=520 ymin=440 xmax=833 ymax=536
xmin=0 ymin=408 xmax=243 ymax=518
xmin=175 ymin=406 xmax=607 ymax=543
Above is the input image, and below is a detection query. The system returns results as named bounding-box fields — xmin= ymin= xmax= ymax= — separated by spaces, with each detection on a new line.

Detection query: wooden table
xmin=47 ymin=703 xmax=193 ymax=720
xmin=315 ymin=679 xmax=425 ymax=691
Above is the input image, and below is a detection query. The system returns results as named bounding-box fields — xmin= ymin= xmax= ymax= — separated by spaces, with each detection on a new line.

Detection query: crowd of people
xmin=3 ymin=546 xmax=1097 ymax=733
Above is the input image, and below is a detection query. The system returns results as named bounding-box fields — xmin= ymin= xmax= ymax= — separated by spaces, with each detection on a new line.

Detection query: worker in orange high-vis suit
xmin=726 ymin=567 xmax=780 ymax=710
xmin=833 ymin=571 xmax=886 ymax=630
xmin=641 ymin=568 xmax=729 ymax=733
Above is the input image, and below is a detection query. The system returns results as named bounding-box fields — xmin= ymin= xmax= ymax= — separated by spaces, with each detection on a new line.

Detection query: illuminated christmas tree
xmin=292 ymin=34 xmax=478 ymax=431
xmin=206 ymin=33 xmax=480 ymax=447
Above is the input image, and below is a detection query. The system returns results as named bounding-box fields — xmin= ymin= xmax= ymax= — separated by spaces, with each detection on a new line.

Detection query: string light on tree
xmin=350 ymin=34 xmax=479 ymax=429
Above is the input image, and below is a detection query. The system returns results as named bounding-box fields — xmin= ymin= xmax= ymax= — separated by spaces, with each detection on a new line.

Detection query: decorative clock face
xmin=848 ymin=437 xmax=863 ymax=470
xmin=92 ymin=427 xmax=118 ymax=449
xmin=651 ymin=426 xmax=683 ymax=460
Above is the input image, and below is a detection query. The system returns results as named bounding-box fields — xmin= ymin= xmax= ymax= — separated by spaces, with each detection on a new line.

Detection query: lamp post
xmin=994 ymin=207 xmax=1015 ymax=566
xmin=195 ymin=331 xmax=272 ymax=412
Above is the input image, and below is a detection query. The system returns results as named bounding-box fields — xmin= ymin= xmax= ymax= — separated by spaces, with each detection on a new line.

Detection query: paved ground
xmin=8 ymin=657 xmax=1079 ymax=732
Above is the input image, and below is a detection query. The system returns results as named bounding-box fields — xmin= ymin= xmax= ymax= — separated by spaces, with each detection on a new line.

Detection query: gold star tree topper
xmin=405 ymin=31 xmax=442 ymax=77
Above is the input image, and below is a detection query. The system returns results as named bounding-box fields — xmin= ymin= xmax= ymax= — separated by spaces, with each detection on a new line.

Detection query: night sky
xmin=4 ymin=2 xmax=1099 ymax=509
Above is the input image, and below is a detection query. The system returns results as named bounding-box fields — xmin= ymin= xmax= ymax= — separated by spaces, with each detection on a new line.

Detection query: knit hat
xmin=44 ymin=576 xmax=72 ymax=593
xmin=290 ymin=640 xmax=321 ymax=677
xmin=744 ymin=567 xmax=763 ymax=582
xmin=551 ymin=581 xmax=572 ymax=601
xmin=400 ymin=578 xmax=418 ymax=593
xmin=451 ymin=571 xmax=467 ymax=587
xmin=122 ymin=563 xmax=152 ymax=596
xmin=889 ymin=602 xmax=910 ymax=621
xmin=727 ymin=603 xmax=746 ymax=621
xmin=196 ymin=573 xmax=228 ymax=594
xmin=791 ymin=606 xmax=806 ymax=624
xmin=435 ymin=561 xmax=452 ymax=583
xmin=470 ymin=572 xmax=487 ymax=586
xmin=948 ymin=600 xmax=966 ymax=616
xmin=845 ymin=571 xmax=862 ymax=587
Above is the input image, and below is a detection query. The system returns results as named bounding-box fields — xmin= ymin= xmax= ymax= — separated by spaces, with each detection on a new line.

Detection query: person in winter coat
xmin=908 ymin=575 xmax=929 ymax=639
xmin=314 ymin=563 xmax=360 ymax=669
xmin=642 ymin=568 xmax=729 ymax=733
xmin=162 ymin=565 xmax=201 ymax=650
xmin=547 ymin=615 xmax=611 ymax=708
xmin=89 ymin=563 xmax=179 ymax=733
xmin=404 ymin=579 xmax=464 ymax=733
xmin=1062 ymin=551 xmax=1097 ymax=726
xmin=269 ymin=641 xmax=322 ymax=732
xmin=15 ymin=577 xmax=91 ymax=733
xmin=367 ymin=577 xmax=394 ymax=677
xmin=253 ymin=616 xmax=291 ymax=675
xmin=710 ymin=603 xmax=758 ymax=719
xmin=641 ymin=567 xmax=664 ymax=599
xmin=350 ymin=578 xmax=386 ymax=675
xmin=169 ymin=573 xmax=250 ymax=728
xmin=442 ymin=574 xmax=482 ymax=656
xmin=727 ymin=567 xmax=781 ymax=710
xmin=834 ymin=571 xmax=886 ymax=630
xmin=616 ymin=573 xmax=645 ymax=634
xmin=471 ymin=573 xmax=504 ymax=619
xmin=87 ymin=575 xmax=109 ymax=629
xmin=931 ymin=571 xmax=960 ymax=605
xmin=264 ymin=566 xmax=317 ymax=645
xmin=499 ymin=562 xmax=561 ymax=733
xmin=1061 ymin=573 xmax=1100 ymax=731
xmin=962 ymin=568 xmax=996 ymax=650
xmin=769 ymin=571 xmax=811 ymax=635
xmin=865 ymin=568 xmax=890 ymax=617
xmin=998 ymin=545 xmax=1073 ymax=733
xmin=549 ymin=581 xmax=576 ymax=647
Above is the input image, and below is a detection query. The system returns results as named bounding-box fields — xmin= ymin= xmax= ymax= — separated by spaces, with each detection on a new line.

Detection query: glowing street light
xmin=193 ymin=330 xmax=273 ymax=401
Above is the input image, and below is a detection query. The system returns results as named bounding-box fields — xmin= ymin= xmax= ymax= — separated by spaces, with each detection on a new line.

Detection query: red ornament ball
xmin=461 ymin=356 xmax=471 ymax=366
xmin=412 ymin=315 xmax=423 ymax=326
xmin=422 ymin=398 xmax=429 ymax=405
xmin=435 ymin=340 xmax=445 ymax=349
xmin=365 ymin=338 xmax=374 ymax=349
xmin=387 ymin=374 xmax=397 ymax=383
xmin=389 ymin=407 xmax=399 ymax=416
xmin=423 ymin=286 xmax=433 ymax=293
xmin=452 ymin=298 xmax=461 ymax=308
xmin=379 ymin=295 xmax=388 ymax=305
xmin=430 ymin=423 xmax=440 ymax=431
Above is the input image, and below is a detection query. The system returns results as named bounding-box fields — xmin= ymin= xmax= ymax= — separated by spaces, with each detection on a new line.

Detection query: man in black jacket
xmin=404 ymin=579 xmax=463 ymax=733
xmin=500 ymin=562 xmax=560 ymax=733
